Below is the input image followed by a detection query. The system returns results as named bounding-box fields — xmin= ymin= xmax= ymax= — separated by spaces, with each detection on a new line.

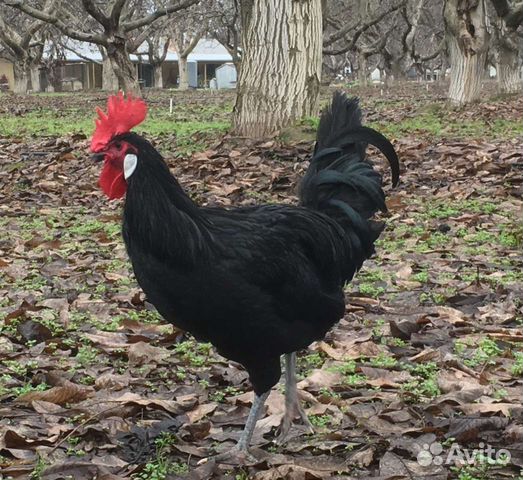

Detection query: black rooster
xmin=90 ymin=91 xmax=399 ymax=458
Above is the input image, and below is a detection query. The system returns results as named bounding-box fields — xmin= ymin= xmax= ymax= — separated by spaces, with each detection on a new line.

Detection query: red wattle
xmin=99 ymin=160 xmax=127 ymax=199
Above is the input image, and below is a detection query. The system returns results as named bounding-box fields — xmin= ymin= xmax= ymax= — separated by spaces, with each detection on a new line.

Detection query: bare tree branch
xmin=490 ymin=0 xmax=523 ymax=27
xmin=59 ymin=40 xmax=102 ymax=64
xmin=323 ymin=0 xmax=406 ymax=48
xmin=110 ymin=0 xmax=128 ymax=27
xmin=81 ymin=0 xmax=109 ymax=28
xmin=122 ymin=0 xmax=200 ymax=32
xmin=1 ymin=0 xmax=107 ymax=44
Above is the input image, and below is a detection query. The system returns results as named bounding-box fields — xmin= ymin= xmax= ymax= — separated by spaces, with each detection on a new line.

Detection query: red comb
xmin=91 ymin=92 xmax=147 ymax=152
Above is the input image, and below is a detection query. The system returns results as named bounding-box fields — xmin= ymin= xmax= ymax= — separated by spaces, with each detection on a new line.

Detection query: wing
xmin=205 ymin=204 xmax=350 ymax=283
xmin=203 ymin=204 xmax=352 ymax=335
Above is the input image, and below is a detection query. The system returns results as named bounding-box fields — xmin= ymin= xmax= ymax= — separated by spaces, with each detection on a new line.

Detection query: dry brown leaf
xmin=17 ymin=382 xmax=91 ymax=406
xmin=297 ymin=369 xmax=342 ymax=390
xmin=459 ymin=402 xmax=521 ymax=416
xmin=127 ymin=341 xmax=170 ymax=365
xmin=186 ymin=402 xmax=218 ymax=423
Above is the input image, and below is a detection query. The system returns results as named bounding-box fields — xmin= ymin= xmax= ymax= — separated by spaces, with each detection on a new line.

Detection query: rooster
xmin=90 ymin=91 xmax=399 ymax=459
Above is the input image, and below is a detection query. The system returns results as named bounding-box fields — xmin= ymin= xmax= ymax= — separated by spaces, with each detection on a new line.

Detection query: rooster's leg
xmin=236 ymin=390 xmax=270 ymax=451
xmin=199 ymin=390 xmax=269 ymax=464
xmin=277 ymin=352 xmax=314 ymax=444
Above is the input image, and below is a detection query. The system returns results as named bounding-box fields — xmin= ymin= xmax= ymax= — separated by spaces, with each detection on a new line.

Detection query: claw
xmin=276 ymin=398 xmax=314 ymax=444
xmin=276 ymin=352 xmax=315 ymax=444
xmin=197 ymin=445 xmax=260 ymax=465
xmin=198 ymin=390 xmax=270 ymax=465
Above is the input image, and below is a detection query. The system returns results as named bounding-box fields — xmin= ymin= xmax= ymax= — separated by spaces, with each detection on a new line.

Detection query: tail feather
xmin=315 ymin=93 xmax=363 ymax=151
xmin=299 ymin=91 xmax=400 ymax=271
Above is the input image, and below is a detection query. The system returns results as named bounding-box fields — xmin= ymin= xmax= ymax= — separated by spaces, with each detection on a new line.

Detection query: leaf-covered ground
xmin=0 ymin=84 xmax=522 ymax=480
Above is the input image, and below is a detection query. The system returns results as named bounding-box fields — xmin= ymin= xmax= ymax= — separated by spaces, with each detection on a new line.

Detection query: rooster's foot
xmin=197 ymin=445 xmax=260 ymax=465
xmin=276 ymin=401 xmax=314 ymax=444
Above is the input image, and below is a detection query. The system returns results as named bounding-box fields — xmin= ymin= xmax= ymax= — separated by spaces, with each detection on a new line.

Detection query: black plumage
xmin=101 ymin=92 xmax=399 ymax=453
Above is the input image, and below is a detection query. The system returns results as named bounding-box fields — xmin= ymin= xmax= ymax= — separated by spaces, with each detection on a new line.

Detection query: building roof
xmin=57 ymin=38 xmax=232 ymax=63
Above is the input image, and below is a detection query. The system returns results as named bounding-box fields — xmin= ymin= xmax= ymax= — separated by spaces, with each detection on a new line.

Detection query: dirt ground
xmin=0 ymin=83 xmax=522 ymax=480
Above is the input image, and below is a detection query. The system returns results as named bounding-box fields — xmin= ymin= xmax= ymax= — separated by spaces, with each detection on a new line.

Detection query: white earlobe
xmin=124 ymin=154 xmax=138 ymax=180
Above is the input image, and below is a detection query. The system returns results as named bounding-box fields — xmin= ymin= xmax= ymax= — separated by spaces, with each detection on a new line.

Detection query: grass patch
xmin=369 ymin=103 xmax=523 ymax=140
xmin=0 ymin=111 xmax=229 ymax=143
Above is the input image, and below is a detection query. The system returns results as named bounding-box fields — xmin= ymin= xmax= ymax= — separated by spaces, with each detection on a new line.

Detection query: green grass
xmin=369 ymin=103 xmax=523 ymax=140
xmin=0 ymin=96 xmax=231 ymax=156
xmin=0 ymin=110 xmax=229 ymax=141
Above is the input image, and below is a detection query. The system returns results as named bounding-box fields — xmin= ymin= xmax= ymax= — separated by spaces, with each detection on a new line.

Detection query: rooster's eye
xmin=114 ymin=142 xmax=122 ymax=150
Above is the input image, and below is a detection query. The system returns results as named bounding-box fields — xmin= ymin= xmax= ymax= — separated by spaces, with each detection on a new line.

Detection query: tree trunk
xmin=357 ymin=52 xmax=369 ymax=86
xmin=439 ymin=54 xmax=449 ymax=83
xmin=30 ymin=64 xmax=42 ymax=92
xmin=494 ymin=24 xmax=522 ymax=94
xmin=391 ymin=63 xmax=405 ymax=84
xmin=233 ymin=0 xmax=322 ymax=138
xmin=178 ymin=55 xmax=189 ymax=90
xmin=102 ymin=57 xmax=118 ymax=91
xmin=107 ymin=42 xmax=140 ymax=95
xmin=153 ymin=64 xmax=164 ymax=89
xmin=497 ymin=45 xmax=521 ymax=93
xmin=12 ymin=60 xmax=29 ymax=94
xmin=444 ymin=0 xmax=489 ymax=106
xmin=380 ymin=68 xmax=390 ymax=88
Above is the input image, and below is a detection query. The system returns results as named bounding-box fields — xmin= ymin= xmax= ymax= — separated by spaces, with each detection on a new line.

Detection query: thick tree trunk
xmin=444 ymin=0 xmax=489 ymax=106
xmin=446 ymin=34 xmax=488 ymax=104
xmin=102 ymin=57 xmax=118 ymax=91
xmin=153 ymin=64 xmax=164 ymax=89
xmin=178 ymin=56 xmax=189 ymax=90
xmin=495 ymin=27 xmax=522 ymax=94
xmin=107 ymin=42 xmax=140 ymax=95
xmin=30 ymin=64 xmax=41 ymax=92
xmin=391 ymin=63 xmax=405 ymax=84
xmin=439 ymin=54 xmax=449 ymax=83
xmin=233 ymin=0 xmax=322 ymax=137
xmin=497 ymin=47 xmax=521 ymax=93
xmin=357 ymin=52 xmax=369 ymax=86
xmin=12 ymin=60 xmax=29 ymax=94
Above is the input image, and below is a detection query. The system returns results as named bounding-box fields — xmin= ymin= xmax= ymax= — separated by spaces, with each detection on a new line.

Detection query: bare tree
xmin=143 ymin=20 xmax=171 ymax=89
xmin=210 ymin=0 xmax=241 ymax=70
xmin=321 ymin=0 xmax=446 ymax=85
xmin=233 ymin=0 xmax=323 ymax=137
xmin=489 ymin=0 xmax=523 ymax=92
xmin=2 ymin=0 xmax=199 ymax=94
xmin=0 ymin=1 xmax=52 ymax=93
xmin=40 ymin=30 xmax=67 ymax=92
xmin=322 ymin=0 xmax=407 ymax=84
xmin=170 ymin=5 xmax=209 ymax=90
xmin=444 ymin=0 xmax=490 ymax=106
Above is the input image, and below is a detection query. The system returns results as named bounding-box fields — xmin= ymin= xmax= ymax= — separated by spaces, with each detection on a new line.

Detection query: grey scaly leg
xmin=236 ymin=390 xmax=270 ymax=451
xmin=198 ymin=390 xmax=270 ymax=465
xmin=277 ymin=352 xmax=313 ymax=443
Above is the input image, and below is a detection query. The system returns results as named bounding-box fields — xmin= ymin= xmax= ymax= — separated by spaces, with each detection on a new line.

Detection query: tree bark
xmin=497 ymin=43 xmax=521 ymax=93
xmin=439 ymin=53 xmax=449 ymax=82
xmin=106 ymin=42 xmax=140 ymax=94
xmin=153 ymin=64 xmax=164 ymax=89
xmin=233 ymin=0 xmax=322 ymax=138
xmin=357 ymin=51 xmax=369 ymax=86
xmin=391 ymin=62 xmax=406 ymax=83
xmin=29 ymin=64 xmax=42 ymax=92
xmin=444 ymin=0 xmax=490 ymax=106
xmin=493 ymin=18 xmax=522 ymax=94
xmin=178 ymin=55 xmax=189 ymax=90
xmin=102 ymin=56 xmax=118 ymax=91
xmin=12 ymin=60 xmax=29 ymax=94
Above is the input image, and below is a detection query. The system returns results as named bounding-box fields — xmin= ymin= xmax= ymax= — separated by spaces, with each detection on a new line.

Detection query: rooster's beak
xmin=91 ymin=153 xmax=105 ymax=162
